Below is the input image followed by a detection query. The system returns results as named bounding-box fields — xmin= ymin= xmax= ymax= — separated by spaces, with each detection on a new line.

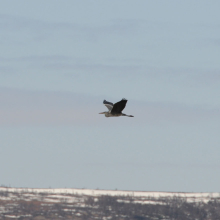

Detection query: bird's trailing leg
xmin=122 ymin=113 xmax=134 ymax=117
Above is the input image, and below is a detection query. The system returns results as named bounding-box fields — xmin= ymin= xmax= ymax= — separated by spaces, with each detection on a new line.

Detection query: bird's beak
xmin=99 ymin=112 xmax=105 ymax=114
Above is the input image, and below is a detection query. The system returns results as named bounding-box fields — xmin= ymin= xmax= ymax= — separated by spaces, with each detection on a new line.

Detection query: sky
xmin=0 ymin=1 xmax=220 ymax=192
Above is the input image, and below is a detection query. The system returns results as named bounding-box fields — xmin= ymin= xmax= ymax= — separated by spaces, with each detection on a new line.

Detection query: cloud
xmin=0 ymin=55 xmax=70 ymax=63
xmin=132 ymin=84 xmax=220 ymax=124
xmin=131 ymin=101 xmax=219 ymax=125
xmin=0 ymin=53 xmax=220 ymax=91
xmin=42 ymin=63 xmax=142 ymax=74
xmin=0 ymin=88 xmax=101 ymax=126
xmin=0 ymin=55 xmax=73 ymax=74
xmin=0 ymin=53 xmax=144 ymax=74
xmin=0 ymin=14 xmax=141 ymax=43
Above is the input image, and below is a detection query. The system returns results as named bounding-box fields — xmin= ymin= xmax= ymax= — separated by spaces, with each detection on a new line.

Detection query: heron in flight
xmin=99 ymin=98 xmax=134 ymax=117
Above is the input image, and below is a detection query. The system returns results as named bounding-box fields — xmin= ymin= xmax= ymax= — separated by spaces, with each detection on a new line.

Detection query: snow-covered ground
xmin=0 ymin=187 xmax=219 ymax=204
xmin=1 ymin=187 xmax=220 ymax=219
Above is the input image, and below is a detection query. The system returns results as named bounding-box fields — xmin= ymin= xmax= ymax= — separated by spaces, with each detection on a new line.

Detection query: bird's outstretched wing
xmin=103 ymin=100 xmax=113 ymax=111
xmin=111 ymin=98 xmax=127 ymax=113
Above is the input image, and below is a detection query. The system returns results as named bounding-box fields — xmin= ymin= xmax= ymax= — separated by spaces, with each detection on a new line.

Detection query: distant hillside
xmin=0 ymin=187 xmax=220 ymax=219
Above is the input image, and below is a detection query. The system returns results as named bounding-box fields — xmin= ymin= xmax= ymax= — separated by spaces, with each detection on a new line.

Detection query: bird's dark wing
xmin=111 ymin=98 xmax=127 ymax=113
xmin=103 ymin=100 xmax=114 ymax=111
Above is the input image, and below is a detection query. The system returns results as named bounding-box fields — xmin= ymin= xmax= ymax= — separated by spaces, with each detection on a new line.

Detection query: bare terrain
xmin=0 ymin=187 xmax=220 ymax=220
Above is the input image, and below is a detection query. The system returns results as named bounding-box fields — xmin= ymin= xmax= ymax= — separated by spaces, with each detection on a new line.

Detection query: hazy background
xmin=0 ymin=1 xmax=220 ymax=192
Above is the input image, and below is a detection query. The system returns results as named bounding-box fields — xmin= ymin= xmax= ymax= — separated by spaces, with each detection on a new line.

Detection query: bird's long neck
xmin=99 ymin=111 xmax=111 ymax=117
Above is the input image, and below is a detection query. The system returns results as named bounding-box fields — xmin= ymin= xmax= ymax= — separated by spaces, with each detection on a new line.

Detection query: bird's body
xmin=99 ymin=98 xmax=134 ymax=117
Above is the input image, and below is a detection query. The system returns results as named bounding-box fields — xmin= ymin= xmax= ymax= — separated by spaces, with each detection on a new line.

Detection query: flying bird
xmin=99 ymin=98 xmax=134 ymax=117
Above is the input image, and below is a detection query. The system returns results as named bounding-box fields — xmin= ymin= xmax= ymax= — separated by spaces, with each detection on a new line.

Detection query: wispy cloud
xmin=133 ymin=101 xmax=220 ymax=125
xmin=0 ymin=88 xmax=101 ymax=126
xmin=0 ymin=54 xmax=144 ymax=74
xmin=0 ymin=14 xmax=141 ymax=43
xmin=0 ymin=55 xmax=70 ymax=62
xmin=1 ymin=53 xmax=220 ymax=90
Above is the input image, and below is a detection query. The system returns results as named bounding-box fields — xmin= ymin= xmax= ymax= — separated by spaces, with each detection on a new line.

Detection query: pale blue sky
xmin=0 ymin=1 xmax=220 ymax=192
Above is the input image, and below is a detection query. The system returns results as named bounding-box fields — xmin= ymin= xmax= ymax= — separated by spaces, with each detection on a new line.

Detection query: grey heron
xmin=99 ymin=98 xmax=134 ymax=117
